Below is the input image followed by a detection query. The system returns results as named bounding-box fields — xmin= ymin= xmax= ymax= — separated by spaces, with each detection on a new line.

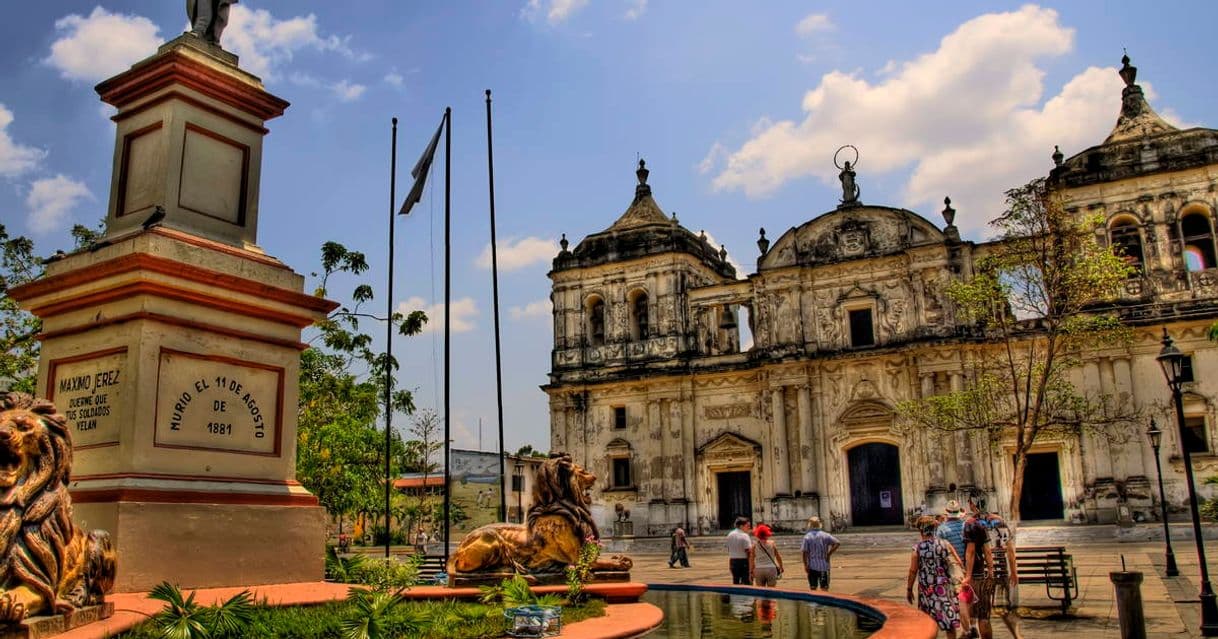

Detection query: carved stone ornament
xmin=0 ymin=393 xmax=116 ymax=626
xmin=703 ymin=403 xmax=753 ymax=420
xmin=448 ymin=453 xmax=632 ymax=585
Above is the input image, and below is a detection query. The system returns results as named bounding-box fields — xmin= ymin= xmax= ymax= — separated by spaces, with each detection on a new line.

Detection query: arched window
xmin=628 ymin=290 xmax=649 ymax=341
xmin=1181 ymin=211 xmax=1218 ymax=272
xmin=586 ymin=296 xmax=605 ymax=346
xmin=1108 ymin=216 xmax=1144 ymax=275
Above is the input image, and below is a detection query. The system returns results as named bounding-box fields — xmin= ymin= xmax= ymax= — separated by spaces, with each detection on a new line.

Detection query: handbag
xmin=757 ymin=541 xmax=782 ymax=577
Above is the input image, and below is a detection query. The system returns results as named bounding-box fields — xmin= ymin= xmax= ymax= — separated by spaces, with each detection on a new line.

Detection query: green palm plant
xmin=205 ymin=590 xmax=254 ymax=637
xmin=148 ymin=582 xmax=207 ymax=639
xmin=147 ymin=582 xmax=254 ymax=639
xmin=326 ymin=545 xmax=368 ymax=583
xmin=499 ymin=575 xmax=538 ymax=608
xmin=341 ymin=588 xmax=413 ymax=639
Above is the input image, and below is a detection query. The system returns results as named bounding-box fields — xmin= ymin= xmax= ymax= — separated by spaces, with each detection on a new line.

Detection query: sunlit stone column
xmin=797 ymin=384 xmax=815 ymax=493
xmin=950 ymin=372 xmax=975 ymax=486
xmin=771 ymin=385 xmax=791 ymax=495
xmin=1091 ymin=359 xmax=1115 ymax=479
xmin=1115 ymin=356 xmax=1154 ymax=478
xmin=922 ymin=374 xmax=946 ymax=489
xmin=648 ymin=399 xmax=664 ymax=500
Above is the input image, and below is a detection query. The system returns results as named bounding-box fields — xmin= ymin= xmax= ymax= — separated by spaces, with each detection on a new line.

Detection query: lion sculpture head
xmin=527 ymin=453 xmax=599 ymax=542
xmin=0 ymin=392 xmax=115 ymax=623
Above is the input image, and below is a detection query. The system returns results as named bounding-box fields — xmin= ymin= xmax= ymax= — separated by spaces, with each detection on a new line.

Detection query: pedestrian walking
xmin=668 ymin=525 xmax=690 ymax=568
xmin=800 ymin=516 xmax=839 ymax=590
xmin=907 ymin=515 xmax=963 ymax=638
xmin=415 ymin=529 xmax=429 ymax=555
xmin=725 ymin=516 xmax=754 ymax=585
xmin=752 ymin=524 xmax=784 ymax=587
xmin=937 ymin=499 xmax=972 ymax=631
xmin=968 ymin=495 xmax=1024 ymax=639
xmin=962 ymin=493 xmax=1001 ymax=639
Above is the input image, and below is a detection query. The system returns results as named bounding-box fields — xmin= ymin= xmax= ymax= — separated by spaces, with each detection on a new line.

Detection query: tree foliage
xmin=896 ymin=179 xmax=1140 ymax=520
xmin=1 ymin=222 xmax=103 ymax=393
xmin=296 ymin=242 xmax=427 ymax=523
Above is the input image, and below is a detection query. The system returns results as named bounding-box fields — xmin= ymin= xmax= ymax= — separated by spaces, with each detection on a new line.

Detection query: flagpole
xmin=384 ymin=117 xmax=398 ymax=560
xmin=485 ymin=90 xmax=508 ymax=524
xmin=442 ymin=106 xmax=453 ymax=569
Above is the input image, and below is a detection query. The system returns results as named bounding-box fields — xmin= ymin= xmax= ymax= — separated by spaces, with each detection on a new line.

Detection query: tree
xmin=896 ymin=179 xmax=1139 ymax=521
xmin=402 ymin=409 xmax=443 ymax=540
xmin=296 ymin=242 xmax=427 ymax=531
xmin=1 ymin=222 xmax=104 ymax=393
xmin=514 ymin=444 xmax=548 ymax=458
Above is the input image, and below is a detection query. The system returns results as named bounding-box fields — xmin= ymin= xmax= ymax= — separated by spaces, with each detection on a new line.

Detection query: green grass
xmin=116 ymin=598 xmax=607 ymax=639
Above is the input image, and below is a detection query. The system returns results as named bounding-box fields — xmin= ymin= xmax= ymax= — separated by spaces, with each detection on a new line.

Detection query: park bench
xmin=1015 ymin=545 xmax=1078 ymax=616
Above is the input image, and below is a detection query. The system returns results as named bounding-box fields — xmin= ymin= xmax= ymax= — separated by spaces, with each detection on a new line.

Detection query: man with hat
xmin=937 ymin=500 xmax=972 ymax=632
xmin=936 ymin=500 xmax=968 ymax=564
xmin=800 ymin=516 xmax=839 ymax=591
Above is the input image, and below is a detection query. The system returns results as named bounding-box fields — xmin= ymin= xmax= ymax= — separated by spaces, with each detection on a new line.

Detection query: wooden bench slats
xmin=1014 ymin=545 xmax=1077 ymax=616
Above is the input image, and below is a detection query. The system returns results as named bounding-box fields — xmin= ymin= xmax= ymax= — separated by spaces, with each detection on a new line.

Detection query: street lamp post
xmin=1158 ymin=328 xmax=1218 ymax=635
xmin=514 ymin=460 xmax=525 ymax=524
xmin=1147 ymin=418 xmax=1180 ymax=577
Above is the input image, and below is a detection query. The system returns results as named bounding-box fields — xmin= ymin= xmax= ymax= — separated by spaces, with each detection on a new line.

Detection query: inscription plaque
xmin=47 ymin=349 xmax=127 ymax=448
xmin=154 ymin=350 xmax=281 ymax=455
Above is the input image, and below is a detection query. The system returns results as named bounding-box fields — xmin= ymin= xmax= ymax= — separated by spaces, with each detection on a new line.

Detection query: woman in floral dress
xmin=906 ymin=515 xmax=963 ymax=637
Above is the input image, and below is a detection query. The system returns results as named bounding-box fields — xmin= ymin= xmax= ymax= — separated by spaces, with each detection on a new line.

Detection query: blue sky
xmin=3 ymin=2 xmax=1217 ymax=453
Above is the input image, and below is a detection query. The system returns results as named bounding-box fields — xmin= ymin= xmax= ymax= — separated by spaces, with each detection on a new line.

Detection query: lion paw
xmin=0 ymin=593 xmax=27 ymax=625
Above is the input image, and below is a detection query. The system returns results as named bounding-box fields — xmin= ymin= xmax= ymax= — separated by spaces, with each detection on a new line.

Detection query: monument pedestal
xmin=10 ymin=37 xmax=336 ymax=591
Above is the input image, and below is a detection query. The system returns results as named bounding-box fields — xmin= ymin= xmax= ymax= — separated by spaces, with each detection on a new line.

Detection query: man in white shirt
xmin=725 ymin=516 xmax=754 ymax=584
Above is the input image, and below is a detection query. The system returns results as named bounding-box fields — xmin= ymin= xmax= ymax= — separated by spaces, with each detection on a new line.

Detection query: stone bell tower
xmin=9 ymin=34 xmax=335 ymax=591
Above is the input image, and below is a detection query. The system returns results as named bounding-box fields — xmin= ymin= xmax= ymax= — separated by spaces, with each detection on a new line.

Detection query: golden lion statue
xmin=449 ymin=453 xmax=631 ymax=584
xmin=0 ymin=392 xmax=115 ymax=623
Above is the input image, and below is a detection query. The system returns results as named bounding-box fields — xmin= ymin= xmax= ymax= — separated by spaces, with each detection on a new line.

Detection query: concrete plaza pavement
xmin=626 ymin=531 xmax=1218 ymax=638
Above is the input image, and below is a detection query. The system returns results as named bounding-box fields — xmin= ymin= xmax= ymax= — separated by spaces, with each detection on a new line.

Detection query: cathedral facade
xmin=544 ymin=57 xmax=1218 ymax=535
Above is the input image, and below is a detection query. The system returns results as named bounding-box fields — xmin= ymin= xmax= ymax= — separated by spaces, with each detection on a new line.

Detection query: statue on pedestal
xmin=448 ymin=453 xmax=632 ymax=585
xmin=187 ymin=0 xmax=236 ymax=46
xmin=0 ymin=393 xmax=115 ymax=625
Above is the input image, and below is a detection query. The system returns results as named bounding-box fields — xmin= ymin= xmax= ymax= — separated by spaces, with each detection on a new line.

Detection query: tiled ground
xmin=628 ymin=532 xmax=1218 ymax=638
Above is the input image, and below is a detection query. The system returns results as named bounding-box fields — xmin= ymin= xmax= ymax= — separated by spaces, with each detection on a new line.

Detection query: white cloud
xmin=711 ymin=6 xmax=1129 ymax=237
xmin=45 ymin=7 xmax=163 ymax=82
xmin=523 ymin=0 xmax=590 ymax=25
xmin=476 ymin=236 xmax=557 ymax=271
xmin=624 ymin=0 xmax=648 ymax=21
xmin=384 ymin=71 xmax=404 ymax=87
xmin=0 ymin=105 xmax=46 ymax=177
xmin=25 ymin=175 xmax=93 ymax=234
xmin=223 ymin=5 xmax=360 ymax=80
xmin=332 ymin=80 xmax=366 ymax=102
xmin=288 ymin=73 xmax=366 ymax=103
xmin=399 ymin=296 xmax=478 ymax=334
xmin=795 ymin=13 xmax=834 ymax=36
xmin=698 ymin=141 xmax=727 ymax=175
xmin=510 ymin=299 xmax=552 ymax=320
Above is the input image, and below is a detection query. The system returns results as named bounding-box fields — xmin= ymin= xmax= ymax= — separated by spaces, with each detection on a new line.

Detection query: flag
xmin=398 ymin=114 xmax=445 ymax=216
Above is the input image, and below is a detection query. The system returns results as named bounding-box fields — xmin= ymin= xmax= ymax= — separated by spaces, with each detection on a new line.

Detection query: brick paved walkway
xmin=630 ymin=534 xmax=1218 ymax=638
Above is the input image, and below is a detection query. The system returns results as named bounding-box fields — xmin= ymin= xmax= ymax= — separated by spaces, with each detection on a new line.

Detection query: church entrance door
xmin=848 ymin=443 xmax=903 ymax=526
xmin=1019 ymin=452 xmax=1065 ymax=520
xmin=717 ymin=471 xmax=752 ymax=529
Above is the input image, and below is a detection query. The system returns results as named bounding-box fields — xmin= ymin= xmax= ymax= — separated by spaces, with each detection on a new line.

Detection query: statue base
xmin=1 ymin=603 xmax=114 ymax=639
xmin=448 ymin=571 xmax=632 ymax=588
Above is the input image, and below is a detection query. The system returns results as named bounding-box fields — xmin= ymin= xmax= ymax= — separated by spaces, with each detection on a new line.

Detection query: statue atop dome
xmin=835 ymin=145 xmax=861 ymax=207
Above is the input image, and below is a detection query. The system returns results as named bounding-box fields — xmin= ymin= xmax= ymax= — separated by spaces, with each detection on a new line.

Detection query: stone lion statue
xmin=448 ymin=453 xmax=631 ymax=585
xmin=0 ymin=392 xmax=115 ymax=623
